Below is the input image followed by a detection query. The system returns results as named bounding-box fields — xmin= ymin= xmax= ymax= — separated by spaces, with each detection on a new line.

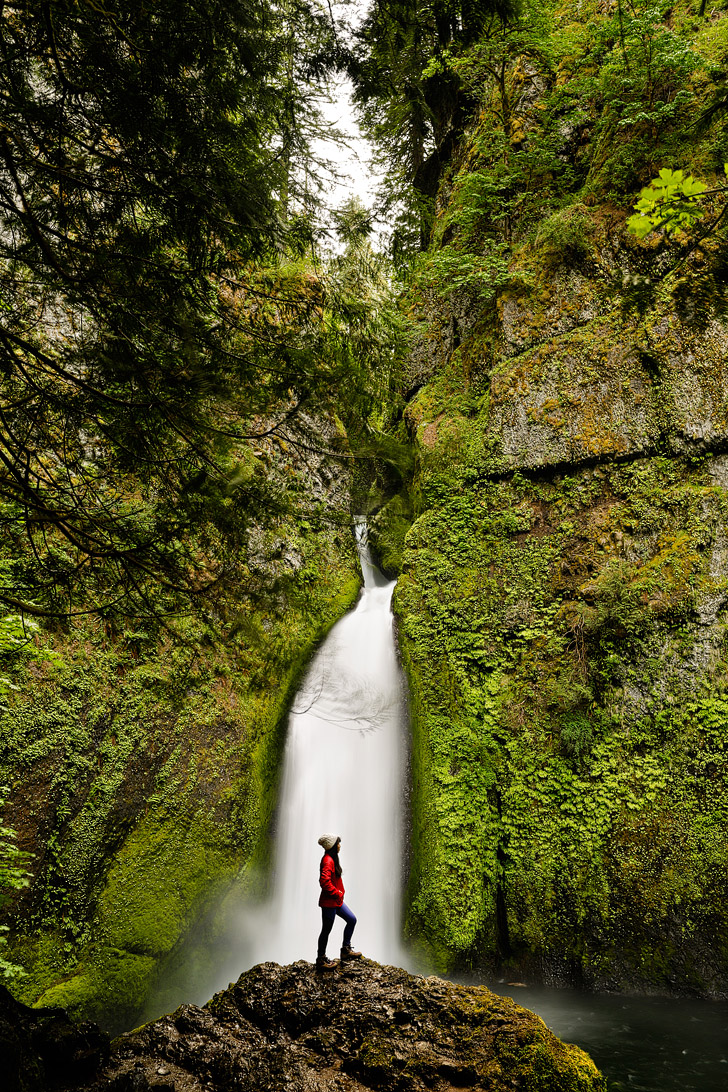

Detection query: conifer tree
xmin=348 ymin=0 xmax=520 ymax=253
xmin=0 ymin=0 xmax=349 ymax=621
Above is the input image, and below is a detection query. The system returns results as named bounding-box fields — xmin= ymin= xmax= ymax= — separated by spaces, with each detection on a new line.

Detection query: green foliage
xmin=368 ymin=492 xmax=413 ymax=578
xmin=419 ymin=242 xmax=513 ymax=300
xmin=627 ymin=167 xmax=711 ymax=238
xmin=449 ymin=0 xmax=555 ymax=120
xmin=0 ymin=611 xmax=64 ymax=703
xmin=0 ymin=0 xmax=380 ymax=624
xmin=394 ymin=443 xmax=728 ymax=981
xmin=604 ymin=4 xmax=699 ymax=127
xmin=0 ymin=615 xmax=35 ymax=702
xmin=349 ymin=0 xmax=521 ymax=255
xmin=558 ymin=711 xmax=594 ymax=762
xmin=534 ymin=206 xmax=595 ymax=264
xmin=325 ymin=197 xmax=410 ymax=413
xmin=0 ymin=791 xmax=33 ymax=979
xmin=588 ymin=2 xmax=701 ymax=195
xmin=354 ymin=0 xmax=710 ymax=263
xmin=577 ymin=558 xmax=651 ymax=637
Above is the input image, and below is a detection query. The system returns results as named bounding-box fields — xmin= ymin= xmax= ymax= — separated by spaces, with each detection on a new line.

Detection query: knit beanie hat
xmin=318 ymin=834 xmax=338 ymax=850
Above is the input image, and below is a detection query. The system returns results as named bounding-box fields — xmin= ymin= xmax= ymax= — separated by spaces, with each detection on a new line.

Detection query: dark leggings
xmin=317 ymin=902 xmax=357 ymax=957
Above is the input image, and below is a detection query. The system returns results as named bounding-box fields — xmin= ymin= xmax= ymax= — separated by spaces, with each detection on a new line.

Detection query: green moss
xmin=514 ymin=1039 xmax=604 ymax=1092
xmin=368 ymin=493 xmax=413 ymax=577
xmin=395 ymin=453 xmax=728 ymax=987
xmin=35 ymin=972 xmax=96 ymax=1011
xmin=33 ymin=950 xmax=156 ymax=1029
xmin=98 ymin=818 xmax=232 ymax=958
xmin=533 ymin=206 xmax=596 ymax=267
xmin=2 ymin=512 xmax=362 ymax=1030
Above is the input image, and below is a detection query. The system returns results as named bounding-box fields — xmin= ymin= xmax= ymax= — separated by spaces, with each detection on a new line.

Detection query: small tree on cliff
xmin=348 ymin=0 xmax=521 ymax=255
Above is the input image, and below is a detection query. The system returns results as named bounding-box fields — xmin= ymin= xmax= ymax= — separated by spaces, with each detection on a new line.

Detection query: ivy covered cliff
xmin=364 ymin=0 xmax=728 ymax=992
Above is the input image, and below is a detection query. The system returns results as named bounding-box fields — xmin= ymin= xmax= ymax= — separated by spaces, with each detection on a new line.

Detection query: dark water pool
xmin=487 ymin=983 xmax=728 ymax=1091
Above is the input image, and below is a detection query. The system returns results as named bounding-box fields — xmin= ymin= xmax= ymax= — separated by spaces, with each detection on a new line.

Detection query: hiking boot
xmin=340 ymin=946 xmax=362 ymax=961
xmin=315 ymin=956 xmax=337 ymax=971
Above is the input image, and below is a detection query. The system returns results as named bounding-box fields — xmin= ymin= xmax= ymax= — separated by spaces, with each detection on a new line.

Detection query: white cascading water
xmin=240 ymin=519 xmax=409 ymax=967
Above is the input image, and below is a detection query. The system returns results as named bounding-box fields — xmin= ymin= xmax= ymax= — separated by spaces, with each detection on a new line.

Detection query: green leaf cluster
xmin=0 ymin=790 xmax=33 ymax=979
xmin=627 ymin=167 xmax=710 ymax=238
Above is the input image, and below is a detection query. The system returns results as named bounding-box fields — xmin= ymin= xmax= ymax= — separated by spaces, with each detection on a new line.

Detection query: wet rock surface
xmin=44 ymin=960 xmax=604 ymax=1091
xmin=1 ymin=983 xmax=110 ymax=1092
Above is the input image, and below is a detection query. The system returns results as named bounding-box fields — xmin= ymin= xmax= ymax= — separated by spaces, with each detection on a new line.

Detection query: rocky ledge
xmin=3 ymin=959 xmax=606 ymax=1091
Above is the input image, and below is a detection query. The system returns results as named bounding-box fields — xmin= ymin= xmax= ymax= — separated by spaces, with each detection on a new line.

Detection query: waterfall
xmin=236 ymin=519 xmax=409 ymax=967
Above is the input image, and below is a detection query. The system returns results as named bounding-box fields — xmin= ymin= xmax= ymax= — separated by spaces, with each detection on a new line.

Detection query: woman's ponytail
xmin=330 ymin=842 xmax=342 ymax=877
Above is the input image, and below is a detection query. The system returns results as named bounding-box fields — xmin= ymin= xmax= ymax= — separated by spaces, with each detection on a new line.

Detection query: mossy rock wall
xmin=395 ymin=0 xmax=728 ymax=993
xmin=1 ymin=429 xmax=361 ymax=1034
xmin=397 ymin=453 xmax=728 ymax=991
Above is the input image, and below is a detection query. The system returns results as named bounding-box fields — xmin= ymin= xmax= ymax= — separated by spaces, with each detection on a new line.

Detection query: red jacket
xmin=318 ymin=852 xmax=344 ymax=908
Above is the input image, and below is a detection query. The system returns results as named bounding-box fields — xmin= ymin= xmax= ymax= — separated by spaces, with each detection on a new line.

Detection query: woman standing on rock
xmin=316 ymin=834 xmax=362 ymax=970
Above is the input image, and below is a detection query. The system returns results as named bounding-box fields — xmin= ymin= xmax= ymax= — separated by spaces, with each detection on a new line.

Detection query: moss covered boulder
xmin=69 ymin=960 xmax=604 ymax=1091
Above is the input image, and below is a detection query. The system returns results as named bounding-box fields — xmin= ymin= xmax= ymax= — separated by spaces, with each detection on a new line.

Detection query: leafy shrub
xmin=533 ymin=205 xmax=595 ymax=263
xmin=559 ymin=710 xmax=595 ymax=761
xmin=419 ymin=242 xmax=512 ymax=301
xmin=590 ymin=3 xmax=701 ymax=195
xmin=578 ymin=559 xmax=648 ymax=638
xmin=0 ymin=792 xmax=32 ymax=979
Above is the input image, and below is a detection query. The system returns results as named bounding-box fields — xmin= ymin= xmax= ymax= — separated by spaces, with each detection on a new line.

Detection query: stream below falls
xmin=485 ymin=982 xmax=728 ymax=1092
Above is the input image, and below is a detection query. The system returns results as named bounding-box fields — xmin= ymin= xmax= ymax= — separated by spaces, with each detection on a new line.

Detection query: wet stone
xmin=3 ymin=959 xmax=607 ymax=1091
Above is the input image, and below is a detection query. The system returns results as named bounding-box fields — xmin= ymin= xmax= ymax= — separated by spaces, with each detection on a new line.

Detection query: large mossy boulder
xmin=67 ymin=960 xmax=605 ymax=1091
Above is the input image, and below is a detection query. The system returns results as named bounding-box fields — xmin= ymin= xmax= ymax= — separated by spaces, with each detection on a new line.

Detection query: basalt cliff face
xmin=2 ymin=961 xmax=605 ymax=1092
xmin=369 ymin=0 xmax=728 ymax=994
